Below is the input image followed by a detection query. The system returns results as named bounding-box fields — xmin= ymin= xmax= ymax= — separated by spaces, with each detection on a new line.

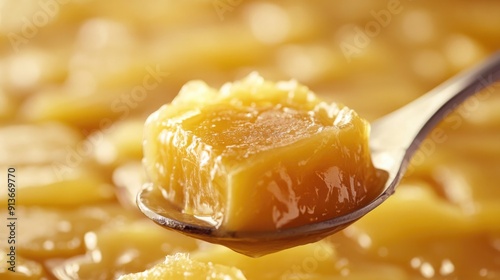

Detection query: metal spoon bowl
xmin=137 ymin=52 xmax=500 ymax=257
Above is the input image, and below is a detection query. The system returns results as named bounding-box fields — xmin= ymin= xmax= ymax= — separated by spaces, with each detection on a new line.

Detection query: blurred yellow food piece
xmin=50 ymin=220 xmax=199 ymax=279
xmin=0 ymin=124 xmax=115 ymax=207
xmin=0 ymin=248 xmax=47 ymax=280
xmin=7 ymin=204 xmax=136 ymax=259
xmin=192 ymin=240 xmax=336 ymax=279
xmin=118 ymin=253 xmax=247 ymax=280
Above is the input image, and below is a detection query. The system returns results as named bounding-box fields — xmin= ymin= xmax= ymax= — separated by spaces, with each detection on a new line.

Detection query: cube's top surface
xmin=148 ymin=72 xmax=360 ymax=163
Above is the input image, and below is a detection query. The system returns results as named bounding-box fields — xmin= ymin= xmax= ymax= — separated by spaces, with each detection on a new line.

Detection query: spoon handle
xmin=370 ymin=52 xmax=500 ymax=159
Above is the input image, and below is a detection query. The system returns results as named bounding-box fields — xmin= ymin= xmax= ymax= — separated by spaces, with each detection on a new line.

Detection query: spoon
xmin=137 ymin=52 xmax=500 ymax=256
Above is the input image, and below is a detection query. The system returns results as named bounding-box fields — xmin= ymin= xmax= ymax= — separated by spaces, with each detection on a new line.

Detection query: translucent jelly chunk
xmin=143 ymin=73 xmax=386 ymax=231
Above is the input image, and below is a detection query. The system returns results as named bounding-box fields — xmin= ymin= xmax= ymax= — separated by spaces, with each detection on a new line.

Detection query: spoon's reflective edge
xmin=138 ymin=183 xmax=360 ymax=240
xmin=137 ymin=51 xmax=500 ymax=244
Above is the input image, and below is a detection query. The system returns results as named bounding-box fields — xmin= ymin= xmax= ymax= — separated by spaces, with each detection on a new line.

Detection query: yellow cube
xmin=143 ymin=73 xmax=385 ymax=231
